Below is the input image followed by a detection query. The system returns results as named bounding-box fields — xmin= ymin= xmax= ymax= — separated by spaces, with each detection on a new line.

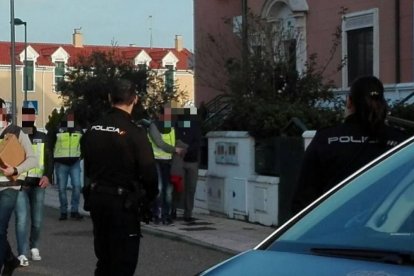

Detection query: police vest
xmin=54 ymin=131 xmax=82 ymax=158
xmin=27 ymin=142 xmax=44 ymax=178
xmin=149 ymin=128 xmax=175 ymax=160
xmin=0 ymin=125 xmax=26 ymax=182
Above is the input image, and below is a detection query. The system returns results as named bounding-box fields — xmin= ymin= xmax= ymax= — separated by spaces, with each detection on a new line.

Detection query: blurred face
xmin=67 ymin=112 xmax=75 ymax=128
xmin=0 ymin=108 xmax=8 ymax=129
xmin=22 ymin=108 xmax=36 ymax=134
xmin=160 ymin=107 xmax=172 ymax=128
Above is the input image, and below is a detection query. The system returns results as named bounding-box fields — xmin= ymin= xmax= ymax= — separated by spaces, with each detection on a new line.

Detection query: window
xmin=342 ymin=9 xmax=378 ymax=87
xmin=165 ymin=65 xmax=174 ymax=93
xmin=233 ymin=15 xmax=242 ymax=37
xmin=136 ymin=63 xmax=148 ymax=94
xmin=347 ymin=27 xmax=373 ymax=85
xmin=284 ymin=39 xmax=297 ymax=71
xmin=55 ymin=61 xmax=65 ymax=86
xmin=24 ymin=60 xmax=34 ymax=91
xmin=137 ymin=63 xmax=147 ymax=71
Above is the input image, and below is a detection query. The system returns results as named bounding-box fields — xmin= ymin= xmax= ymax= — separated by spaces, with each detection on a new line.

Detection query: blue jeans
xmin=14 ymin=185 xmax=45 ymax=255
xmin=153 ymin=161 xmax=173 ymax=220
xmin=0 ymin=188 xmax=18 ymax=270
xmin=55 ymin=160 xmax=81 ymax=214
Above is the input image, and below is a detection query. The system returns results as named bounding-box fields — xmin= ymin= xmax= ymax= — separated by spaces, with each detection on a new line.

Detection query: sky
xmin=0 ymin=0 xmax=194 ymax=50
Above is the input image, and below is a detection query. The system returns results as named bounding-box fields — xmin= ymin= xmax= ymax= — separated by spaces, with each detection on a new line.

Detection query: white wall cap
xmin=248 ymin=175 xmax=279 ymax=185
xmin=302 ymin=130 xmax=316 ymax=139
xmin=206 ymin=131 xmax=250 ymax=138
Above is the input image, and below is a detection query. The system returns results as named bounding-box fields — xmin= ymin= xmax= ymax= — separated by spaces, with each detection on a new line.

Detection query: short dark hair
xmin=110 ymin=79 xmax=136 ymax=105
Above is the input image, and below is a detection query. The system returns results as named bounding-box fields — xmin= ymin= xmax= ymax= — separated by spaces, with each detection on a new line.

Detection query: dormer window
xmin=19 ymin=45 xmax=39 ymax=93
xmin=165 ymin=64 xmax=174 ymax=92
xmin=137 ymin=63 xmax=147 ymax=71
xmin=55 ymin=61 xmax=65 ymax=86
xmin=161 ymin=51 xmax=178 ymax=93
xmin=51 ymin=47 xmax=69 ymax=91
xmin=24 ymin=60 xmax=34 ymax=91
xmin=134 ymin=50 xmax=152 ymax=71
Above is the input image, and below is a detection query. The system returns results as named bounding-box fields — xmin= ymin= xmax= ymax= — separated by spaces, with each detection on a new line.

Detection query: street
xmin=7 ymin=207 xmax=234 ymax=276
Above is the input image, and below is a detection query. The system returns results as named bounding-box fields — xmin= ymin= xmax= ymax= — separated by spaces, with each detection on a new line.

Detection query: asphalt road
xmin=7 ymin=207 xmax=234 ymax=276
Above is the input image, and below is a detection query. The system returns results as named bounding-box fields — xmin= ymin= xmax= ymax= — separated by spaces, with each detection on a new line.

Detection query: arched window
xmin=261 ymin=0 xmax=308 ymax=73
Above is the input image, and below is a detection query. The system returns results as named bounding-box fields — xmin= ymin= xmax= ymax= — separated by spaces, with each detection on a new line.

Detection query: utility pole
xmin=241 ymin=0 xmax=249 ymax=92
xmin=148 ymin=15 xmax=153 ymax=48
xmin=10 ymin=0 xmax=17 ymax=125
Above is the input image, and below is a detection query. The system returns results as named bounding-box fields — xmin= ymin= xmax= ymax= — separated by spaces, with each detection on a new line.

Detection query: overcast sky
xmin=0 ymin=0 xmax=194 ymax=50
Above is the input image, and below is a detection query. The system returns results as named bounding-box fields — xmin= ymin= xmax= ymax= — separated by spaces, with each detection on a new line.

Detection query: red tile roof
xmin=0 ymin=41 xmax=193 ymax=70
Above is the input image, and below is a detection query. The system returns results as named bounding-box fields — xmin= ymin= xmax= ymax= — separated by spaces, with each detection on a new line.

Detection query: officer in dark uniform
xmin=293 ymin=76 xmax=409 ymax=213
xmin=81 ymin=79 xmax=158 ymax=276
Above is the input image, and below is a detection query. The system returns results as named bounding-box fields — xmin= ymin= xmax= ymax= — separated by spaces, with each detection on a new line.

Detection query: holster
xmin=82 ymin=183 xmax=92 ymax=211
xmin=127 ymin=181 xmax=152 ymax=224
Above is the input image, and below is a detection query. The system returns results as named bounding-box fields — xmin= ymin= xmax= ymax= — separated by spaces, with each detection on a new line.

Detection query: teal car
xmin=200 ymin=136 xmax=414 ymax=275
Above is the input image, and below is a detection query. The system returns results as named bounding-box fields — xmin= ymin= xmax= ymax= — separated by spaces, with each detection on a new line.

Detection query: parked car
xmin=199 ymin=136 xmax=414 ymax=275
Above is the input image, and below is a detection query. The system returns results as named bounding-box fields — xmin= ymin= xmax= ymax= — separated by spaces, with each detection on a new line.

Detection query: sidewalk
xmin=44 ymin=185 xmax=275 ymax=254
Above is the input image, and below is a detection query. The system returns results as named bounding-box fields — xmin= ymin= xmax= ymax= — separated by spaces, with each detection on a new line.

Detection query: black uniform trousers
xmin=89 ymin=192 xmax=140 ymax=276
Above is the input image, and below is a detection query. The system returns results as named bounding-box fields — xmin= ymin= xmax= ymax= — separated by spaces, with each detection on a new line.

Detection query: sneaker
xmin=30 ymin=248 xmax=42 ymax=261
xmin=59 ymin=213 xmax=67 ymax=221
xmin=17 ymin=255 xmax=29 ymax=267
xmin=70 ymin=212 xmax=84 ymax=220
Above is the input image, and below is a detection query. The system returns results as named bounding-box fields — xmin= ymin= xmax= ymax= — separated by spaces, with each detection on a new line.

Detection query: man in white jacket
xmin=0 ymin=98 xmax=37 ymax=274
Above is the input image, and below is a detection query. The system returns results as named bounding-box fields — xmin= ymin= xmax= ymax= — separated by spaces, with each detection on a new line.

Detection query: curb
xmin=140 ymin=224 xmax=239 ymax=255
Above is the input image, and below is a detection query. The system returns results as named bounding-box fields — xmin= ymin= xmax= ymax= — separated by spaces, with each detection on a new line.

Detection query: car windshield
xmin=267 ymin=138 xmax=414 ymax=257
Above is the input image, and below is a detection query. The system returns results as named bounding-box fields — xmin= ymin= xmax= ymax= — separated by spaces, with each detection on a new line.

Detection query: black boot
xmin=2 ymin=255 xmax=20 ymax=276
xmin=59 ymin=213 xmax=67 ymax=221
xmin=70 ymin=212 xmax=84 ymax=220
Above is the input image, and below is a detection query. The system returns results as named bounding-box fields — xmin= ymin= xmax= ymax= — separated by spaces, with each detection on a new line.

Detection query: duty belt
xmin=0 ymin=179 xmax=25 ymax=187
xmin=90 ymin=182 xmax=130 ymax=196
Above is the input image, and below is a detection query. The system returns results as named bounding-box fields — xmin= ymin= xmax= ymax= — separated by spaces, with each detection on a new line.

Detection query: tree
xmin=55 ymin=49 xmax=188 ymax=128
xmin=45 ymin=106 xmax=65 ymax=133
xmin=199 ymin=10 xmax=347 ymax=138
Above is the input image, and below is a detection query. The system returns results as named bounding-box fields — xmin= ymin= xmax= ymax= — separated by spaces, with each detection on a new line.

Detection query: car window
xmin=268 ymin=140 xmax=414 ymax=254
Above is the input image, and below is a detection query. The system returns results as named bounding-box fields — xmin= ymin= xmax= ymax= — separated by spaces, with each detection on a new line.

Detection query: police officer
xmin=49 ymin=111 xmax=84 ymax=220
xmin=293 ymin=76 xmax=409 ymax=212
xmin=148 ymin=107 xmax=187 ymax=225
xmin=81 ymin=79 xmax=158 ymax=276
xmin=14 ymin=107 xmax=53 ymax=265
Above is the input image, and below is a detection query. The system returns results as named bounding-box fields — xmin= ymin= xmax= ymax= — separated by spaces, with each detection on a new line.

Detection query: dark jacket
xmin=81 ymin=108 xmax=158 ymax=201
xmin=293 ymin=114 xmax=409 ymax=212
xmin=175 ymin=120 xmax=201 ymax=163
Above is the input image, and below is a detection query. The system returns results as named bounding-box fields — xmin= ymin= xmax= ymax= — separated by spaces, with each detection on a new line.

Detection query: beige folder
xmin=0 ymin=133 xmax=25 ymax=181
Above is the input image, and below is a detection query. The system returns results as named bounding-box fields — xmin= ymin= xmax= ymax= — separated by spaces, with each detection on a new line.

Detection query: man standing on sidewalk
xmin=48 ymin=111 xmax=83 ymax=221
xmin=148 ymin=106 xmax=186 ymax=225
xmin=81 ymin=79 xmax=158 ymax=276
xmin=13 ymin=107 xmax=53 ymax=266
xmin=174 ymin=107 xmax=201 ymax=222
